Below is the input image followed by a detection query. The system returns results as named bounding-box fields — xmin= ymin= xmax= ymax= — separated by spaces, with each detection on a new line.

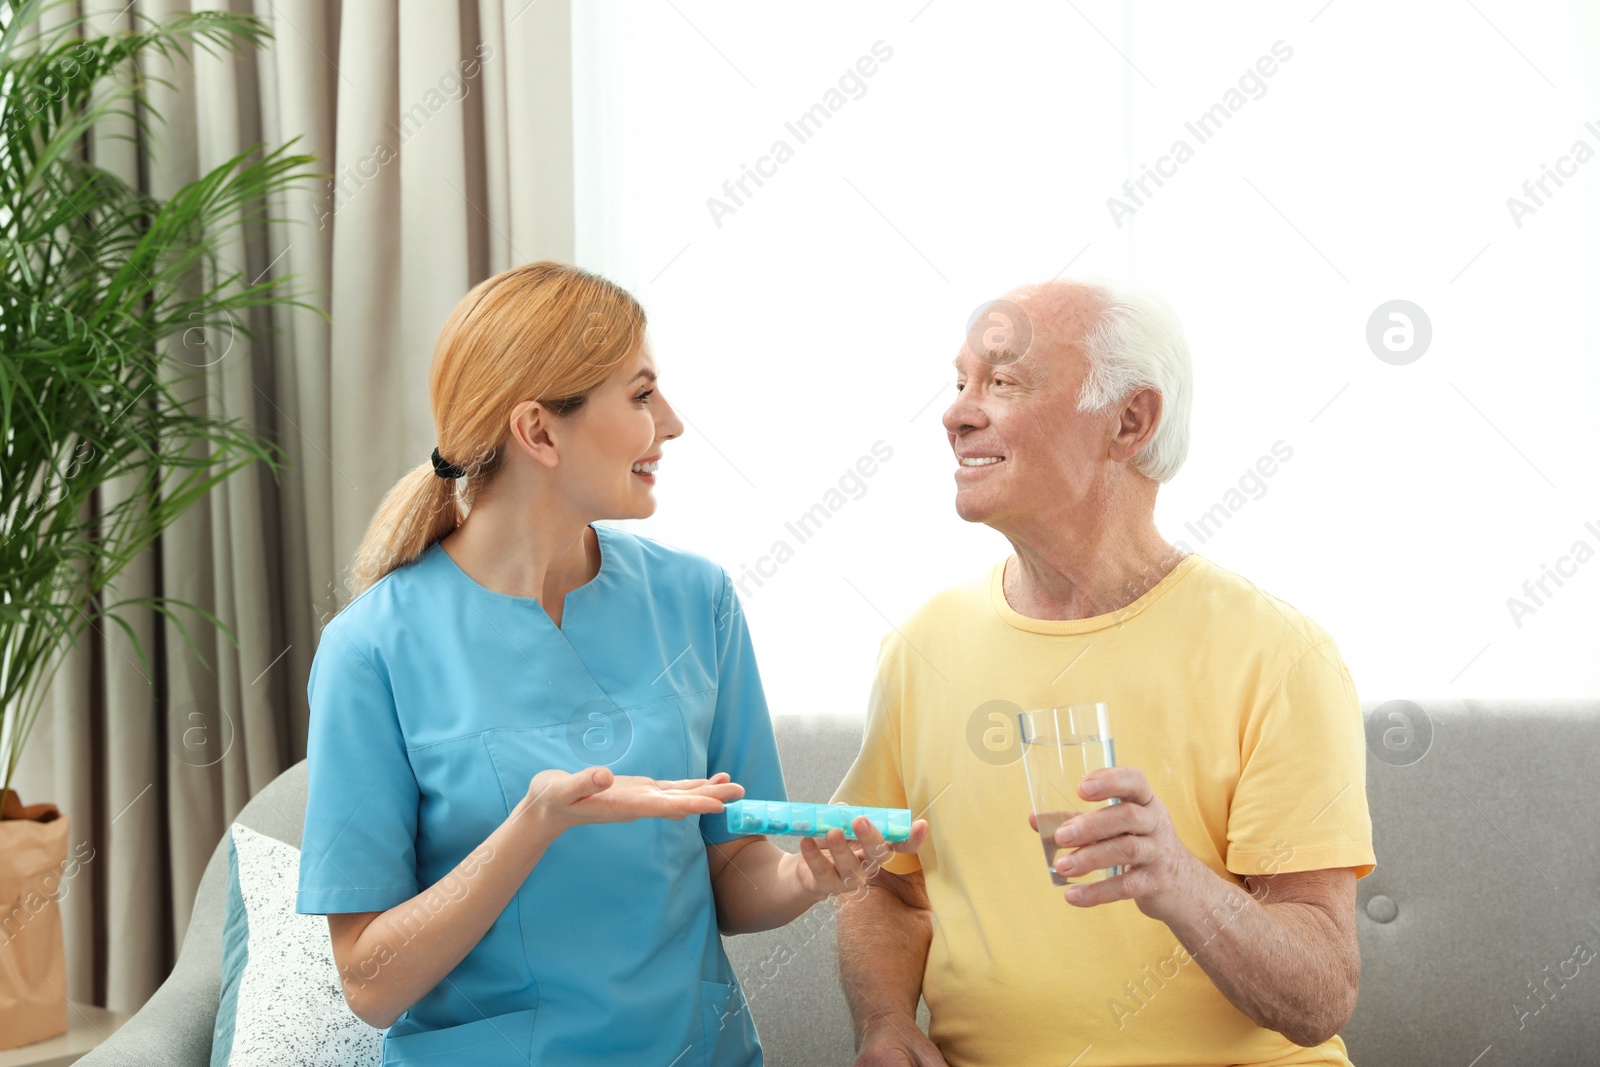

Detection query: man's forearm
xmin=837 ymin=873 xmax=932 ymax=1039
xmin=1158 ymin=863 xmax=1358 ymax=1045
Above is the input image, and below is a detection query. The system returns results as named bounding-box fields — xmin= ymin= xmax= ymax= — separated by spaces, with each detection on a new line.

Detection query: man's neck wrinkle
xmin=1006 ymin=536 xmax=1185 ymax=622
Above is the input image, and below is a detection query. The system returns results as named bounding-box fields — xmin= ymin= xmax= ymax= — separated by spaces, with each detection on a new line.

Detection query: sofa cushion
xmin=1342 ymin=699 xmax=1600 ymax=1066
xmin=209 ymin=824 xmax=383 ymax=1066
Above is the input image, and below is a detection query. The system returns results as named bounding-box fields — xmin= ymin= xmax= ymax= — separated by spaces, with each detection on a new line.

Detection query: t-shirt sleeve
xmin=296 ymin=622 xmax=422 ymax=914
xmin=831 ymin=635 xmax=920 ymax=876
xmin=1227 ymin=638 xmax=1376 ymax=880
xmin=701 ymin=571 xmax=788 ymax=845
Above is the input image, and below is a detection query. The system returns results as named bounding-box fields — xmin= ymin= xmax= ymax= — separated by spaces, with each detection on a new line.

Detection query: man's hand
xmin=1040 ymin=765 xmax=1204 ymax=920
xmin=853 ymin=1017 xmax=948 ymax=1067
xmin=1032 ymin=767 xmax=1362 ymax=1043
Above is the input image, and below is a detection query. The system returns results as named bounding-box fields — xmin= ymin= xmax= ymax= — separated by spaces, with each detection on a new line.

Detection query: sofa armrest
xmin=79 ymin=828 xmax=230 ymax=1067
xmin=75 ymin=948 xmax=221 ymax=1067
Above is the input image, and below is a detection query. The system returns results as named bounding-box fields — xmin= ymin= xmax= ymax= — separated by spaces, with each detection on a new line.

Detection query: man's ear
xmin=1110 ymin=386 xmax=1162 ymax=466
xmin=507 ymin=399 xmax=562 ymax=469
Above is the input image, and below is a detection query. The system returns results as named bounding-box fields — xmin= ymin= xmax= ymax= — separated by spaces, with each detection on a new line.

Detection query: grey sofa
xmin=80 ymin=701 xmax=1600 ymax=1066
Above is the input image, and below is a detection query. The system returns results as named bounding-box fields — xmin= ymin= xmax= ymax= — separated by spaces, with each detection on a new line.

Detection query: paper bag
xmin=0 ymin=791 xmax=69 ymax=1050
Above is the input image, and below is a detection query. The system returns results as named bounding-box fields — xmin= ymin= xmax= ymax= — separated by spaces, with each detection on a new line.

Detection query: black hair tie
xmin=431 ymin=446 xmax=466 ymax=479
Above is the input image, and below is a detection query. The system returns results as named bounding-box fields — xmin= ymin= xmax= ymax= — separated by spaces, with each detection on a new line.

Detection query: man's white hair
xmin=1068 ymin=275 xmax=1193 ymax=484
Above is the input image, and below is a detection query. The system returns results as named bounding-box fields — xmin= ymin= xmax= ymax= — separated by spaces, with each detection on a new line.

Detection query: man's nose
xmin=942 ymin=390 xmax=984 ymax=435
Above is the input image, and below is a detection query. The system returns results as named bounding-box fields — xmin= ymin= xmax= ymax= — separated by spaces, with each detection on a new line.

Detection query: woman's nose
xmin=657 ymin=393 xmax=685 ymax=441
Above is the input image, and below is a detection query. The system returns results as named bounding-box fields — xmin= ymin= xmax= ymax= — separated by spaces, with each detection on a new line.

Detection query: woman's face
xmin=555 ymin=334 xmax=684 ymax=521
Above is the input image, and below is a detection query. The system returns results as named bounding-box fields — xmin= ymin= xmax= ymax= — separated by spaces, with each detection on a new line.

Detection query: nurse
xmin=295 ymin=261 xmax=926 ymax=1066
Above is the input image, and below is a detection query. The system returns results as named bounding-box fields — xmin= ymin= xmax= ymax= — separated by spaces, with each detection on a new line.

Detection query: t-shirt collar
xmin=990 ymin=552 xmax=1204 ymax=635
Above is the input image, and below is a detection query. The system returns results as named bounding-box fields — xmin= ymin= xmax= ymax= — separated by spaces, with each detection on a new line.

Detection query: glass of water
xmin=1018 ymin=703 xmax=1120 ymax=886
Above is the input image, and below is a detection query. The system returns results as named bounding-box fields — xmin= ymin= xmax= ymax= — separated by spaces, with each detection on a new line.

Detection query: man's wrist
xmin=1142 ymin=848 xmax=1219 ymax=926
xmin=857 ymin=1010 xmax=923 ymax=1047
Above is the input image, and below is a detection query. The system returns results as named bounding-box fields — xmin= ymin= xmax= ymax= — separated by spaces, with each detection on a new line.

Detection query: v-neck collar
xmin=427 ymin=524 xmax=612 ymax=632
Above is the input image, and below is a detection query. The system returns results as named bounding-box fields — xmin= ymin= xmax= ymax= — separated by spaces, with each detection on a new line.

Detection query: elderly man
xmin=832 ymin=278 xmax=1375 ymax=1066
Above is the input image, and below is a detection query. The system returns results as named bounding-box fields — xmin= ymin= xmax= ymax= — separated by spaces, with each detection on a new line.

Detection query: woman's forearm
xmin=331 ymin=799 xmax=560 ymax=1029
xmin=708 ymin=839 xmax=825 ymax=934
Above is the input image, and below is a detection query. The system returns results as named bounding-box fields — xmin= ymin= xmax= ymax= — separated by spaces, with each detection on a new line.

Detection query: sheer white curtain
xmin=573 ymin=0 xmax=1600 ymax=712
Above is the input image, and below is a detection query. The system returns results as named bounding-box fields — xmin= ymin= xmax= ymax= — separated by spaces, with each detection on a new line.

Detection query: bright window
xmin=573 ymin=0 xmax=1600 ymax=714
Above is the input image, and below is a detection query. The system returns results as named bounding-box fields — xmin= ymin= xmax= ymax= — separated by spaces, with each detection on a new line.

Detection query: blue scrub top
xmin=296 ymin=526 xmax=787 ymax=1067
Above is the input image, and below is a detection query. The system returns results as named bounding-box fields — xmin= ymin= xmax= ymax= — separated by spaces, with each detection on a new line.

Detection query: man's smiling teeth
xmin=631 ymin=460 xmax=658 ymax=474
xmin=960 ymin=457 xmax=1003 ymax=466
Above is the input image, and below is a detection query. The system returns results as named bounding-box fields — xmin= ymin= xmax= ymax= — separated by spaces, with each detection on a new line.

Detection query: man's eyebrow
xmin=951 ymin=353 xmax=1033 ymax=372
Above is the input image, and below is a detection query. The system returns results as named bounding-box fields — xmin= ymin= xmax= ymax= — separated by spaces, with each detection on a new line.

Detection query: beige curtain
xmin=10 ymin=0 xmax=575 ymax=1012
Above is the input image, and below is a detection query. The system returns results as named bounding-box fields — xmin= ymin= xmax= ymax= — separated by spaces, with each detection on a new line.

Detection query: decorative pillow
xmin=210 ymin=824 xmax=385 ymax=1066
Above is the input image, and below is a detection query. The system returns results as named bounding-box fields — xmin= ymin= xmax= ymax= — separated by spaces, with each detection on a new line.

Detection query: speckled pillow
xmin=210 ymin=824 xmax=385 ymax=1066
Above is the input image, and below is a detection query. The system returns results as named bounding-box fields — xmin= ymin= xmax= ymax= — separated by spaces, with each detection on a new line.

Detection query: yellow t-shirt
xmin=832 ymin=553 xmax=1375 ymax=1067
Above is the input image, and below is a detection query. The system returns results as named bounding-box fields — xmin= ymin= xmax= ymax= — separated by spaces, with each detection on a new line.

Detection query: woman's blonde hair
xmin=346 ymin=261 xmax=646 ymax=599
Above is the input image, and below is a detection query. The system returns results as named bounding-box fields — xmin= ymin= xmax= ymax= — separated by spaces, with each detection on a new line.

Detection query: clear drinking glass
xmin=1018 ymin=703 xmax=1120 ymax=886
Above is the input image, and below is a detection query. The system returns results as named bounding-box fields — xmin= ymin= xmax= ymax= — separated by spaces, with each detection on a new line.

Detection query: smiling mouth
xmin=959 ymin=456 xmax=1004 ymax=467
xmin=631 ymin=460 xmax=659 ymax=475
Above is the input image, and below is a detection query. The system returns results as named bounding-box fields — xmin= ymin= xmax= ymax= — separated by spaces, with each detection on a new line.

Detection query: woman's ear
xmin=507 ymin=399 xmax=562 ymax=469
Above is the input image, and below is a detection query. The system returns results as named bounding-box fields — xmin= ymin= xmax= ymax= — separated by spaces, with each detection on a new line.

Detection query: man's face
xmin=941 ymin=290 xmax=1119 ymax=531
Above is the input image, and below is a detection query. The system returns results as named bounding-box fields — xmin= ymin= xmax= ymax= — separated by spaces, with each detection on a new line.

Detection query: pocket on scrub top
xmin=483 ymin=723 xmax=584 ymax=811
xmin=674 ymin=689 xmax=718 ymax=777
xmin=700 ymin=979 xmax=760 ymax=1067
xmin=382 ymin=1009 xmax=537 ymax=1066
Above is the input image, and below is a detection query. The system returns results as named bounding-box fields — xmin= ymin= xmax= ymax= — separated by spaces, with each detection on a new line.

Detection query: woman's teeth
xmin=631 ymin=461 xmax=659 ymax=474
xmin=960 ymin=457 xmax=1003 ymax=466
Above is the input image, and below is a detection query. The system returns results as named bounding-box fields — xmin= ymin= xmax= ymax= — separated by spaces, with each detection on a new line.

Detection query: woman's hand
xmin=709 ymin=813 xmax=931 ymax=934
xmin=788 ymin=815 xmax=930 ymax=901
xmin=330 ymin=767 xmax=740 ymax=1029
xmin=525 ymin=768 xmax=744 ymax=832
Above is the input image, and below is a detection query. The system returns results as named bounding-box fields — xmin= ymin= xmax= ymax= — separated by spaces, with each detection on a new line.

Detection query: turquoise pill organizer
xmin=724 ymin=800 xmax=913 ymax=842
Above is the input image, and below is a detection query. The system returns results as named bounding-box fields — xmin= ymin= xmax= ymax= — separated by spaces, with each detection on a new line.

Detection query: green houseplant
xmin=0 ymin=0 xmax=317 ymax=1045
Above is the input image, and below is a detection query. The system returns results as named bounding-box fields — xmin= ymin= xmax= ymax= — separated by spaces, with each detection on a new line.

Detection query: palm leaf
xmin=0 ymin=2 xmax=321 ymax=796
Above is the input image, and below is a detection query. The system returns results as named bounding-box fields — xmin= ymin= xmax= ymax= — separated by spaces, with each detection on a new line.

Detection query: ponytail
xmin=347 ymin=461 xmax=465 ymax=599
